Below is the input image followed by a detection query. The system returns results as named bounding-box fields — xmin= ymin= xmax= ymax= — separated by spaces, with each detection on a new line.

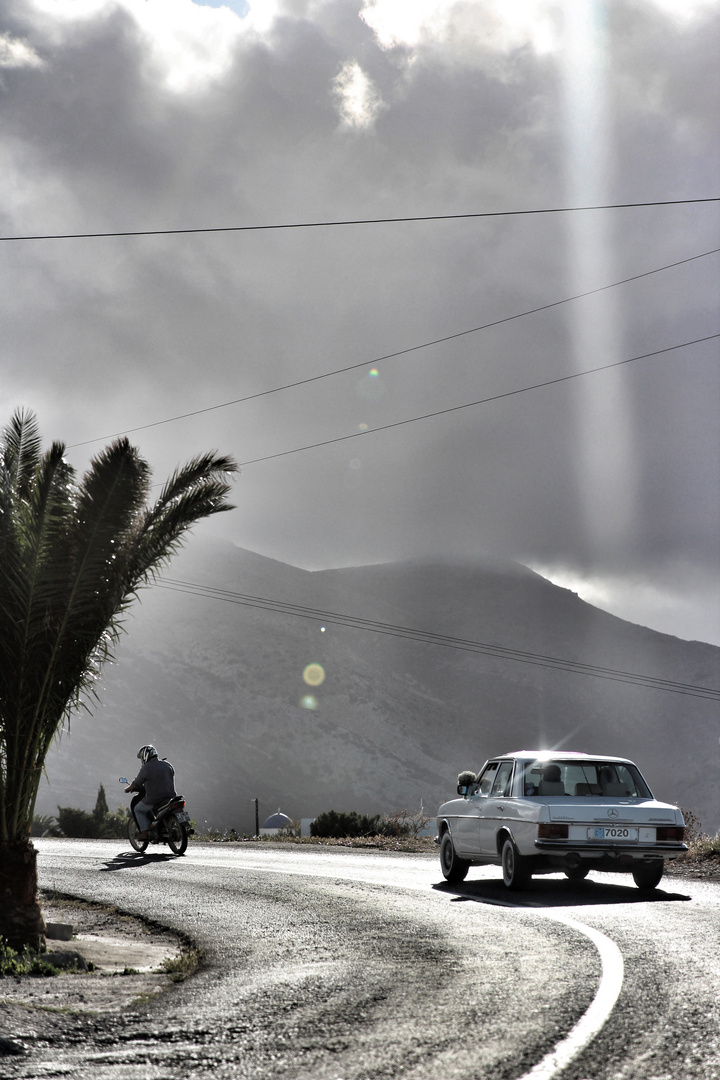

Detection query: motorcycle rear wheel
xmin=167 ymin=814 xmax=188 ymax=856
xmin=127 ymin=816 xmax=149 ymax=853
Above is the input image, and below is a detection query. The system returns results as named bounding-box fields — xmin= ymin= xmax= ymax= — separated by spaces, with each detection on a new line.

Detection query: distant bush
xmin=310 ymin=809 xmax=411 ymax=839
xmin=56 ymin=785 xmax=129 ymax=839
xmin=56 ymin=807 xmax=100 ymax=838
xmin=311 ymin=810 xmax=376 ymax=838
xmin=384 ymin=804 xmax=432 ymax=840
xmin=31 ymin=814 xmax=63 ymax=837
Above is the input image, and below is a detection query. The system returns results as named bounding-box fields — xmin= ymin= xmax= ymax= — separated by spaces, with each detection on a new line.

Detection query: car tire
xmin=440 ymin=832 xmax=469 ymax=883
xmin=632 ymin=860 xmax=664 ymax=890
xmin=564 ymin=866 xmax=590 ymax=882
xmin=501 ymin=837 xmax=530 ymax=890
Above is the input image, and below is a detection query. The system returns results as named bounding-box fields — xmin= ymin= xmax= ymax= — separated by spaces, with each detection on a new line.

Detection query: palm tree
xmin=0 ymin=408 xmax=238 ymax=950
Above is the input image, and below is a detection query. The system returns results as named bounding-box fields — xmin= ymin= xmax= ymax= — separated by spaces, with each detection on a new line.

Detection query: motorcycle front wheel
xmin=127 ymin=816 xmax=149 ymax=853
xmin=166 ymin=814 xmax=188 ymax=856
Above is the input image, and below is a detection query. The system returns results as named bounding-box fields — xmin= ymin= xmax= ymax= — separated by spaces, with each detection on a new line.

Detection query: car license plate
xmin=588 ymin=826 xmax=638 ymax=841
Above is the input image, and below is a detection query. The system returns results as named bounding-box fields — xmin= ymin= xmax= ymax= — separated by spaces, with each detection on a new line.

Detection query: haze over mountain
xmin=37 ymin=539 xmax=720 ymax=836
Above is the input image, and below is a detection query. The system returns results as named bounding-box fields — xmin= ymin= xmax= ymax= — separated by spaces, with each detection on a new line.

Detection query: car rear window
xmin=521 ymin=760 xmax=652 ymax=798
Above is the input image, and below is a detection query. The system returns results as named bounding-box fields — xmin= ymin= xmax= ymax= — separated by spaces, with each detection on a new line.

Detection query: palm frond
xmin=154 ymin=452 xmax=238 ymax=512
xmin=129 ymin=454 xmax=237 ymax=586
xmin=1 ymin=408 xmax=43 ymax=501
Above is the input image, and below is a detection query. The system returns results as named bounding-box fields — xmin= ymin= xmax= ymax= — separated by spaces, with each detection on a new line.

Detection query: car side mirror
xmin=457 ymin=770 xmax=477 ymax=797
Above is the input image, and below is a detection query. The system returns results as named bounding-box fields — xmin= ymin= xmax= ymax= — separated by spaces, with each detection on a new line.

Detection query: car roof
xmin=500 ymin=750 xmax=635 ymax=765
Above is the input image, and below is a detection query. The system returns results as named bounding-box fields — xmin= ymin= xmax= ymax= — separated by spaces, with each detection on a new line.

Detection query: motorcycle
xmin=119 ymin=778 xmax=193 ymax=855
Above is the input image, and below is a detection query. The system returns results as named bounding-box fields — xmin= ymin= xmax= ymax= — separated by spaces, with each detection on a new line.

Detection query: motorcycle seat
xmin=152 ymin=795 xmax=185 ymax=817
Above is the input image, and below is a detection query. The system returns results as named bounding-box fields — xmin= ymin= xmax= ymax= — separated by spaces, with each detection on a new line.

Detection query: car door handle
xmin=495 ymin=804 xmax=504 ymax=811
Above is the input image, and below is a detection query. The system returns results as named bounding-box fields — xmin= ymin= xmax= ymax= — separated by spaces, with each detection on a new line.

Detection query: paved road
xmin=3 ymin=839 xmax=719 ymax=1080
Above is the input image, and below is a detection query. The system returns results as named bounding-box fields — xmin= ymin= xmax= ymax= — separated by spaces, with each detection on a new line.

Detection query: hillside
xmin=36 ymin=539 xmax=720 ymax=836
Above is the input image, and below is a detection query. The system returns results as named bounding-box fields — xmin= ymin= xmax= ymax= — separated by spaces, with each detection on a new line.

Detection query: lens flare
xmin=303 ymin=663 xmax=325 ymax=686
xmin=300 ymin=695 xmax=318 ymax=710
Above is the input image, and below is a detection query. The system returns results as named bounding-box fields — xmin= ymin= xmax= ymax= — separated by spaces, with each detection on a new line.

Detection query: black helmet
xmin=137 ymin=744 xmax=158 ymax=765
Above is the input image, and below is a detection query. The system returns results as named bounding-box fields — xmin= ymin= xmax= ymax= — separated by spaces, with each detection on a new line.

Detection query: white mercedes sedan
xmin=437 ymin=750 xmax=687 ymax=890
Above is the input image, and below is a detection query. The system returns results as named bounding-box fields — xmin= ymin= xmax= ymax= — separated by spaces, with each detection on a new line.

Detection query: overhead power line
xmin=2 ymin=197 xmax=718 ymax=243
xmin=68 ymin=246 xmax=720 ymax=449
xmin=237 ymin=333 xmax=719 ymax=467
xmin=158 ymin=577 xmax=720 ymax=701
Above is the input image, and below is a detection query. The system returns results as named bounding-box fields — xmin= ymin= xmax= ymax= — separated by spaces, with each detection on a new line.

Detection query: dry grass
xmin=665 ymin=823 xmax=720 ymax=879
xmin=196 ymin=832 xmax=437 ymax=853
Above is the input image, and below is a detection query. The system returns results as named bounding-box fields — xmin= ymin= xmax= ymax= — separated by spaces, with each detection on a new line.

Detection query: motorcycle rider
xmin=125 ymin=745 xmax=177 ymax=839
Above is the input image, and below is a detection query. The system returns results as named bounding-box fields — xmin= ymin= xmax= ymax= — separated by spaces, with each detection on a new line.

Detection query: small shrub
xmin=0 ymin=939 xmax=59 ymax=978
xmin=384 ymin=803 xmax=431 ymax=840
xmin=195 ymin=824 xmax=246 ymax=842
xmin=376 ymin=815 xmax=410 ymax=838
xmin=311 ymin=810 xmax=382 ymax=839
xmin=679 ymin=807 xmax=703 ymax=846
xmin=161 ymin=946 xmax=202 ymax=982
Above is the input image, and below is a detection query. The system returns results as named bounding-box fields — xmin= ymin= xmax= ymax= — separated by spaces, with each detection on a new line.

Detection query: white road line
xmin=515 ymin=912 xmax=624 ymax=1080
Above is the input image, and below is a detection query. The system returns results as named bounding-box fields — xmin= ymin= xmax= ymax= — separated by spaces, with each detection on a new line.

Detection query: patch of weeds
xmin=121 ymin=967 xmax=140 ymax=976
xmin=160 ymin=946 xmax=202 ymax=983
xmin=679 ymin=807 xmax=704 ymax=845
xmin=289 ymin=834 xmax=437 ymax=852
xmin=687 ymin=832 xmax=720 ymax=859
xmin=194 ymin=825 xmax=243 ymax=842
xmin=0 ymin=939 xmax=60 ymax=978
xmin=666 ymin=812 xmax=720 ymax=878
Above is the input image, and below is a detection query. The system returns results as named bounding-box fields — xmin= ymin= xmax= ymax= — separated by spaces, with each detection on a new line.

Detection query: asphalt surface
xmin=1 ymin=839 xmax=719 ymax=1080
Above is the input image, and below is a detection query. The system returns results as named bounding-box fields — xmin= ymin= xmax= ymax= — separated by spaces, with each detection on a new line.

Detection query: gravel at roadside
xmin=0 ymin=891 xmax=187 ymax=1021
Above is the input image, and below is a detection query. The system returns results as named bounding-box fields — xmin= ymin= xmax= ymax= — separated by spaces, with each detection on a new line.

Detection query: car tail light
xmin=537 ymin=823 xmax=569 ymax=839
xmin=656 ymin=826 xmax=685 ymax=841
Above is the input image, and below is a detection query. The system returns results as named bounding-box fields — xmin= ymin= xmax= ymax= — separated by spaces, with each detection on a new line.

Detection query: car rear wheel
xmin=501 ymin=838 xmax=530 ymax=890
xmin=440 ymin=832 xmax=469 ymax=883
xmin=632 ymin=860 xmax=664 ymax=890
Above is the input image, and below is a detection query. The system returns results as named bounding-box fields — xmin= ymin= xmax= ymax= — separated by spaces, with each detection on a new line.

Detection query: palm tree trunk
xmin=0 ymin=839 xmax=46 ymax=952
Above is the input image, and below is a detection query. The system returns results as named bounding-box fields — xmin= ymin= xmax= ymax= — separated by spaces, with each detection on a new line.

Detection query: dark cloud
xmin=1 ymin=0 xmax=718 ymax=642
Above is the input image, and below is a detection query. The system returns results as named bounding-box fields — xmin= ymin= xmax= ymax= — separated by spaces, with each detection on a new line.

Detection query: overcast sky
xmin=1 ymin=0 xmax=719 ymax=645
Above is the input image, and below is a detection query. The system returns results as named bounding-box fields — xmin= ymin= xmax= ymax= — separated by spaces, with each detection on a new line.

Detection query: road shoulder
xmin=1 ymin=891 xmax=190 ymax=1017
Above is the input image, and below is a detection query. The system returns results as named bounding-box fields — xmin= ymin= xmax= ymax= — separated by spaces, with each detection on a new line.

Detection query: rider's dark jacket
xmin=130 ymin=758 xmax=176 ymax=805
